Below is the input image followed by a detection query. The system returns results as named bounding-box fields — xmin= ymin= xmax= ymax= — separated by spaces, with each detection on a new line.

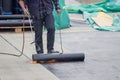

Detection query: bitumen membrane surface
xmin=43 ymin=1 xmax=120 ymax=80
xmin=43 ymin=31 xmax=120 ymax=80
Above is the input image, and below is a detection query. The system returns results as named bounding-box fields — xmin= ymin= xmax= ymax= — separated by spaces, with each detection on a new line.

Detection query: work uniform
xmin=24 ymin=0 xmax=60 ymax=53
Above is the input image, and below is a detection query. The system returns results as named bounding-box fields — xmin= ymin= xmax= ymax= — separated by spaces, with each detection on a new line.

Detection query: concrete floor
xmin=0 ymin=32 xmax=60 ymax=80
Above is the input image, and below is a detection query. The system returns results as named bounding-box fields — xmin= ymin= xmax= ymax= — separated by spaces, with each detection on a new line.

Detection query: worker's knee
xmin=47 ymin=27 xmax=55 ymax=32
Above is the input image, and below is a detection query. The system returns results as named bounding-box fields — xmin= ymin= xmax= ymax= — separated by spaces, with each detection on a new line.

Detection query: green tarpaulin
xmin=54 ymin=0 xmax=70 ymax=30
xmin=65 ymin=0 xmax=120 ymax=13
xmin=65 ymin=0 xmax=120 ymax=32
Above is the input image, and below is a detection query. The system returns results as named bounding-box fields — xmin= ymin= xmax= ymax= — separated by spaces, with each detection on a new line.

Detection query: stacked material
xmin=0 ymin=0 xmax=70 ymax=30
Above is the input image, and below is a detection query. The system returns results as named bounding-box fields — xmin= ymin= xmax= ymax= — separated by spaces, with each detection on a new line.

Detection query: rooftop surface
xmin=0 ymin=0 xmax=120 ymax=80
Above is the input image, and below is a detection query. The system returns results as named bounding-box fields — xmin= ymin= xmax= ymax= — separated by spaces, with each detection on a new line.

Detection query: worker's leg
xmin=44 ymin=13 xmax=59 ymax=53
xmin=33 ymin=18 xmax=44 ymax=54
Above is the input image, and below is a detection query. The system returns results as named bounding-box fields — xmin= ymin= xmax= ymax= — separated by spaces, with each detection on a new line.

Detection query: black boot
xmin=37 ymin=50 xmax=44 ymax=54
xmin=48 ymin=49 xmax=59 ymax=54
xmin=36 ymin=45 xmax=43 ymax=54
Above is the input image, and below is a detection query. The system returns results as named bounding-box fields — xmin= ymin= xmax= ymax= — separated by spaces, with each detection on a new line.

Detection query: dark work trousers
xmin=33 ymin=13 xmax=55 ymax=53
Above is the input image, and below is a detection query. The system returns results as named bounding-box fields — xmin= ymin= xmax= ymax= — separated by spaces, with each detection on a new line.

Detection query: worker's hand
xmin=57 ymin=9 xmax=61 ymax=15
xmin=23 ymin=8 xmax=29 ymax=16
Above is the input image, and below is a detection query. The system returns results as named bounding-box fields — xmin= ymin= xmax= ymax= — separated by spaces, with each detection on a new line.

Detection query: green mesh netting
xmin=53 ymin=0 xmax=70 ymax=30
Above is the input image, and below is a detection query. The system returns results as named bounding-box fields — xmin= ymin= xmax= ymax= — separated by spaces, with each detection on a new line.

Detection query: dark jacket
xmin=25 ymin=0 xmax=60 ymax=18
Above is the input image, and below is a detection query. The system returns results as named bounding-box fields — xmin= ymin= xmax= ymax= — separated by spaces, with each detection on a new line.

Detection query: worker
xmin=19 ymin=0 xmax=61 ymax=54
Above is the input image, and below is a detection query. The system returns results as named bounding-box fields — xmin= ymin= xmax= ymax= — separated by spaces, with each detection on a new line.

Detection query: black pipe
xmin=0 ymin=20 xmax=32 ymax=26
xmin=32 ymin=53 xmax=85 ymax=62
xmin=0 ymin=15 xmax=28 ymax=20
